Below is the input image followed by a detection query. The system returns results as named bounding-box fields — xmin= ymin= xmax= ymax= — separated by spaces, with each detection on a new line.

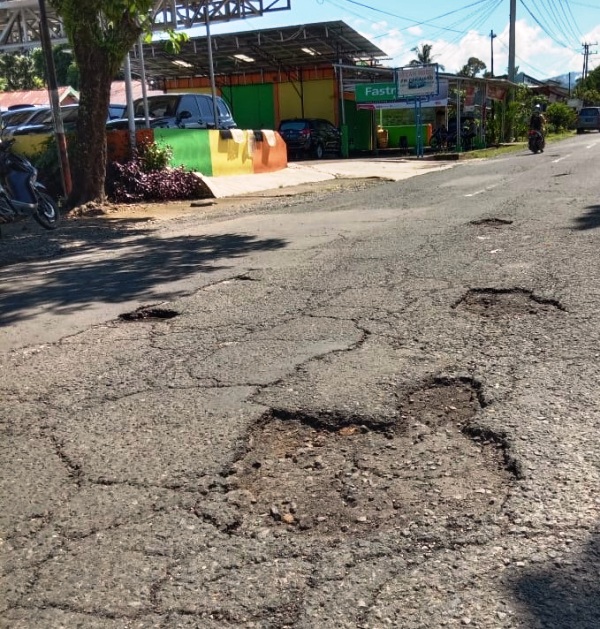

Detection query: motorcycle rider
xmin=529 ymin=104 xmax=546 ymax=135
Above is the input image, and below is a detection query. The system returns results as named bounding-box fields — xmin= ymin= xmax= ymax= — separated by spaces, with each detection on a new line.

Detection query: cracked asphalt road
xmin=2 ymin=138 xmax=600 ymax=628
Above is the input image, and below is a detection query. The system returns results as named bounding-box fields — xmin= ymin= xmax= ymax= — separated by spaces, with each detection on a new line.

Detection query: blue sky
xmin=208 ymin=0 xmax=600 ymax=79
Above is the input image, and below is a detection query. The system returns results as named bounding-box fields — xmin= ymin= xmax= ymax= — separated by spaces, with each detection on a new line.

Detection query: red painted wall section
xmin=107 ymin=129 xmax=155 ymax=163
xmin=252 ymin=130 xmax=287 ymax=173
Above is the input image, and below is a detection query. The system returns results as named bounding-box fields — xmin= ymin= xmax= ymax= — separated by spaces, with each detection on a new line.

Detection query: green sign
xmin=355 ymin=83 xmax=398 ymax=103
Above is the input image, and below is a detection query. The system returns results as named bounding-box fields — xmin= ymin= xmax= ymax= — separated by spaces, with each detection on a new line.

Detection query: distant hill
xmin=546 ymin=72 xmax=581 ymax=88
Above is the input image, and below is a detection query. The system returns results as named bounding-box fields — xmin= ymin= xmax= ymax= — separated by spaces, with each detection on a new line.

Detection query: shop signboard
xmin=396 ymin=65 xmax=438 ymax=98
xmin=355 ymin=83 xmax=398 ymax=103
xmin=356 ymin=80 xmax=448 ymax=110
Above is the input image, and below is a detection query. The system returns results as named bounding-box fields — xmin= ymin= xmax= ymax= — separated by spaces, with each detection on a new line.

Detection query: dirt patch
xmin=223 ymin=379 xmax=514 ymax=537
xmin=453 ymin=288 xmax=565 ymax=318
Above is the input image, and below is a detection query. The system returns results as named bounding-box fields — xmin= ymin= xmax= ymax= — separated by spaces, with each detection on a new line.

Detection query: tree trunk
xmin=68 ymin=47 xmax=112 ymax=206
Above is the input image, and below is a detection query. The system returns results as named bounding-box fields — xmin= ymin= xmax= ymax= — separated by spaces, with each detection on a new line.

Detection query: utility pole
xmin=37 ymin=0 xmax=72 ymax=199
xmin=582 ymin=42 xmax=598 ymax=80
xmin=490 ymin=30 xmax=497 ymax=77
xmin=508 ymin=0 xmax=516 ymax=81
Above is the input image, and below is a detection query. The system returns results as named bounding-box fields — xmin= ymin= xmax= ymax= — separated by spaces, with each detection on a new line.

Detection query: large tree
xmin=48 ymin=0 xmax=153 ymax=206
xmin=457 ymin=57 xmax=486 ymax=78
xmin=0 ymin=53 xmax=44 ymax=90
xmin=33 ymin=44 xmax=79 ymax=88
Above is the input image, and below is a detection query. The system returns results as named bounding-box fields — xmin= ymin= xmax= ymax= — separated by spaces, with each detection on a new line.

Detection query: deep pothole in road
xmin=453 ymin=288 xmax=565 ymax=318
xmin=119 ymin=306 xmax=180 ymax=321
xmin=469 ymin=217 xmax=514 ymax=227
xmin=225 ymin=377 xmax=516 ymax=536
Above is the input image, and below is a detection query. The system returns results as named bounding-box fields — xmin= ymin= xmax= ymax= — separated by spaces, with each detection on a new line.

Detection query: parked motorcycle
xmin=429 ymin=125 xmax=449 ymax=151
xmin=0 ymin=139 xmax=59 ymax=229
xmin=528 ymin=130 xmax=545 ymax=154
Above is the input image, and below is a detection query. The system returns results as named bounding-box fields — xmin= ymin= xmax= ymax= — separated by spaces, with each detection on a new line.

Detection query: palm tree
xmin=409 ymin=44 xmax=444 ymax=70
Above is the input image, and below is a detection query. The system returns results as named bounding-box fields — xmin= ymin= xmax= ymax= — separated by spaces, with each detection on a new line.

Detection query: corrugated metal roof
xmin=0 ymin=86 xmax=77 ymax=110
xmin=130 ymin=20 xmax=389 ymax=81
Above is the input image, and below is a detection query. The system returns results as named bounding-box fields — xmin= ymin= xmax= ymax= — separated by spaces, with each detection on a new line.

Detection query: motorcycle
xmin=528 ymin=129 xmax=545 ymax=154
xmin=429 ymin=125 xmax=449 ymax=151
xmin=0 ymin=139 xmax=59 ymax=229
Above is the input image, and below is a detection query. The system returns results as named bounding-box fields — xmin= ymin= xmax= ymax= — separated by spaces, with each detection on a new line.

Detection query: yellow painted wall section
xmin=277 ymin=79 xmax=336 ymax=124
xmin=209 ymin=129 xmax=254 ymax=177
xmin=12 ymin=134 xmax=52 ymax=157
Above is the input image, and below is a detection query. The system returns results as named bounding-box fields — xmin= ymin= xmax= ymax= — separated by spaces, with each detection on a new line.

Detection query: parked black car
xmin=132 ymin=94 xmax=237 ymax=130
xmin=278 ymin=118 xmax=341 ymax=159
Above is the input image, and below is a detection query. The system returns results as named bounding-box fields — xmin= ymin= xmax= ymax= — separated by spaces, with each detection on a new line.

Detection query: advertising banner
xmin=396 ymin=65 xmax=439 ymax=98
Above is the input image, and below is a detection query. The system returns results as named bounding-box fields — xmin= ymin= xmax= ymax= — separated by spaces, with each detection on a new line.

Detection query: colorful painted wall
xmin=277 ymin=79 xmax=337 ymax=124
xmin=220 ymin=84 xmax=276 ymax=130
xmin=12 ymin=128 xmax=288 ymax=178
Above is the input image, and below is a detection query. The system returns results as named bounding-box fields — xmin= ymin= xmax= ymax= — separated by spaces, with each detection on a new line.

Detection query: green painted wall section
xmin=153 ymin=128 xmax=212 ymax=175
xmin=385 ymin=125 xmax=432 ymax=148
xmin=221 ymin=84 xmax=275 ymax=130
xmin=343 ymin=100 xmax=373 ymax=151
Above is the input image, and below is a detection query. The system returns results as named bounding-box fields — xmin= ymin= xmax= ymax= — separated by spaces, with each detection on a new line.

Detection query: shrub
xmin=138 ymin=140 xmax=173 ymax=171
xmin=545 ymin=102 xmax=577 ymax=132
xmin=106 ymin=147 xmax=210 ymax=203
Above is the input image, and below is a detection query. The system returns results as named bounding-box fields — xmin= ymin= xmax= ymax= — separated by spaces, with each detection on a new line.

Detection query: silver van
xmin=576 ymin=107 xmax=600 ymax=134
xmin=133 ymin=93 xmax=237 ymax=130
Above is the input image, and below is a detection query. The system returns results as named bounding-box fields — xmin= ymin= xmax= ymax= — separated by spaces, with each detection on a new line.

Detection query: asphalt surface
xmin=2 ymin=135 xmax=600 ymax=628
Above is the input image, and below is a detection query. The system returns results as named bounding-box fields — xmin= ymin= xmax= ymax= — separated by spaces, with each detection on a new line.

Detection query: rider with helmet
xmin=529 ymin=104 xmax=546 ymax=134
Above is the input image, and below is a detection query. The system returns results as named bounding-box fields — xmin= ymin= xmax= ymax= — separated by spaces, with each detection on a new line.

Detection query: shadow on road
xmin=572 ymin=205 xmax=600 ymax=231
xmin=513 ymin=528 xmax=600 ymax=628
xmin=0 ymin=220 xmax=287 ymax=325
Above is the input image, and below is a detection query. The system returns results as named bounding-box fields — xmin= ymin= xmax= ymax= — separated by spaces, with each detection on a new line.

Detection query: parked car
xmin=12 ymin=105 xmax=80 ymax=135
xmin=1 ymin=107 xmax=47 ymax=139
xmin=13 ymin=104 xmax=126 ymax=136
xmin=108 ymin=103 xmax=127 ymax=120
xmin=132 ymin=93 xmax=237 ymax=130
xmin=105 ymin=117 xmax=149 ymax=131
xmin=576 ymin=106 xmax=600 ymax=134
xmin=278 ymin=118 xmax=341 ymax=159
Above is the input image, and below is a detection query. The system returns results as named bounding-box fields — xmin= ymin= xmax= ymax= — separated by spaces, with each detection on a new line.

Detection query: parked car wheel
xmin=314 ymin=143 xmax=324 ymax=159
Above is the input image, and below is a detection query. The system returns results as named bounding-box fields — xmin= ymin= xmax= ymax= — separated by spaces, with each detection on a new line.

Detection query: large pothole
xmin=119 ymin=306 xmax=179 ymax=321
xmin=453 ymin=288 xmax=565 ymax=318
xmin=469 ymin=217 xmax=514 ymax=227
xmin=222 ymin=378 xmax=515 ymax=536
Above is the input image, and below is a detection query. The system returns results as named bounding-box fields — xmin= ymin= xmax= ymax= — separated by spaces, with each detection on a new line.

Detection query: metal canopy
xmin=152 ymin=0 xmax=291 ymax=30
xmin=130 ymin=20 xmax=389 ymax=82
xmin=0 ymin=0 xmax=291 ymax=52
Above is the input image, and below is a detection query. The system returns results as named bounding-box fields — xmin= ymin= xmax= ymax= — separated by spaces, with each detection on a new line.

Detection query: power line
xmin=520 ymin=0 xmax=571 ymax=48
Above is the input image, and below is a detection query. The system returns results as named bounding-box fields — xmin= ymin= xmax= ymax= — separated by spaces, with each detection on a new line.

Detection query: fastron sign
xmin=354 ymin=83 xmax=398 ymax=103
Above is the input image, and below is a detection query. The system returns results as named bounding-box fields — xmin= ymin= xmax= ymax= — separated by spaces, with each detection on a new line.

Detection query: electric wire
xmin=556 ymin=0 xmax=584 ymax=44
xmin=520 ymin=0 xmax=571 ymax=48
xmin=533 ymin=0 xmax=580 ymax=47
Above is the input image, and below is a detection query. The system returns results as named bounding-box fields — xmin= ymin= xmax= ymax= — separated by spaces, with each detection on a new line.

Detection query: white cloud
xmin=407 ymin=26 xmax=423 ymax=37
xmin=360 ymin=18 xmax=591 ymax=79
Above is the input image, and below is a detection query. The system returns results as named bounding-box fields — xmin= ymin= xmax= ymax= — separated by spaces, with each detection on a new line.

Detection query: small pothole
xmin=453 ymin=288 xmax=565 ymax=318
xmin=469 ymin=218 xmax=513 ymax=227
xmin=218 ymin=378 xmax=514 ymax=537
xmin=119 ymin=306 xmax=179 ymax=321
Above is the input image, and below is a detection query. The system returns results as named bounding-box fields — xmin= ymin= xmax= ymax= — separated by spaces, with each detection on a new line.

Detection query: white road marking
xmin=586 ymin=142 xmax=598 ymax=149
xmin=552 ymin=154 xmax=571 ymax=163
xmin=464 ymin=183 xmax=499 ymax=197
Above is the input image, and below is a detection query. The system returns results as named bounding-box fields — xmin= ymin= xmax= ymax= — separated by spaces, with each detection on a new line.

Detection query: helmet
xmin=534 ymin=104 xmax=541 ymax=111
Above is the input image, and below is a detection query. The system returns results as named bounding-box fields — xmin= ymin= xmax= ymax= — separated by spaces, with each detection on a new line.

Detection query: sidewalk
xmin=200 ymin=156 xmax=456 ymax=198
